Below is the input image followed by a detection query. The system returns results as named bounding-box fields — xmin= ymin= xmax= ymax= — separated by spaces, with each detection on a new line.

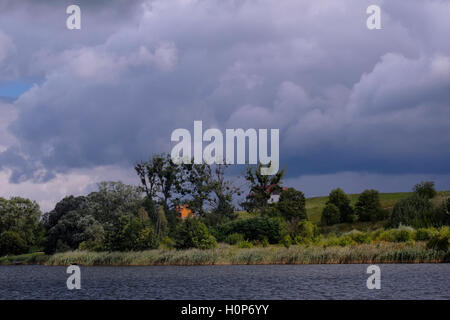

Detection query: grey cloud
xmin=0 ymin=0 xmax=449 ymax=186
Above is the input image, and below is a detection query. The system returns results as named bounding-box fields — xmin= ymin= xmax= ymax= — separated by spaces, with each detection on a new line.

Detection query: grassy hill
xmin=235 ymin=190 xmax=450 ymax=234
xmin=306 ymin=190 xmax=450 ymax=228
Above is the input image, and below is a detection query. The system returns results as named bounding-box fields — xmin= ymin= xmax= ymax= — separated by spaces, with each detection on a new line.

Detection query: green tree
xmin=0 ymin=231 xmax=28 ymax=256
xmin=87 ymin=181 xmax=144 ymax=224
xmin=389 ymin=194 xmax=434 ymax=228
xmin=46 ymin=211 xmax=103 ymax=253
xmin=180 ymin=163 xmax=214 ymax=217
xmin=242 ymin=163 xmax=285 ymax=215
xmin=207 ymin=165 xmax=240 ymax=224
xmin=104 ymin=214 xmax=158 ymax=251
xmin=276 ymin=188 xmax=307 ymax=221
xmin=0 ymin=197 xmax=43 ymax=249
xmin=135 ymin=153 xmax=183 ymax=229
xmin=321 ymin=203 xmax=341 ymax=226
xmin=355 ymin=189 xmax=388 ymax=222
xmin=327 ymin=188 xmax=354 ymax=223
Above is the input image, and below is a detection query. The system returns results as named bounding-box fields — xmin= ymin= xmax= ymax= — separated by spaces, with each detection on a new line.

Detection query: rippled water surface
xmin=0 ymin=264 xmax=449 ymax=299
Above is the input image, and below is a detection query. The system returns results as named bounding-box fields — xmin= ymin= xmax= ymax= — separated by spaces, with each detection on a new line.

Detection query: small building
xmin=246 ymin=184 xmax=288 ymax=205
xmin=267 ymin=185 xmax=288 ymax=204
xmin=176 ymin=204 xmax=193 ymax=219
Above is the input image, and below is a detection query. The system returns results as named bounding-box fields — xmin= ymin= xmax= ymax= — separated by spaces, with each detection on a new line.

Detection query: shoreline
xmin=1 ymin=243 xmax=448 ymax=266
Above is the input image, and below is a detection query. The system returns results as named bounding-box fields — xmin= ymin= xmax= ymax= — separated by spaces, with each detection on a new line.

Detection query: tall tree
xmin=243 ymin=163 xmax=285 ymax=215
xmin=135 ymin=153 xmax=183 ymax=211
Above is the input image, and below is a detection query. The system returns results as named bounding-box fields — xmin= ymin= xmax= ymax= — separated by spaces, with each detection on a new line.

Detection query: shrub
xmin=160 ymin=236 xmax=175 ymax=249
xmin=378 ymin=226 xmax=415 ymax=242
xmin=214 ymin=217 xmax=285 ymax=244
xmin=427 ymin=233 xmax=449 ymax=252
xmin=413 ymin=181 xmax=437 ymax=199
xmin=135 ymin=226 xmax=159 ymax=250
xmin=276 ymin=188 xmax=307 ymax=221
xmin=280 ymin=234 xmax=292 ymax=248
xmin=0 ymin=231 xmax=28 ymax=256
xmin=237 ymin=240 xmax=253 ymax=248
xmin=225 ymin=233 xmax=245 ymax=245
xmin=390 ymin=194 xmax=434 ymax=228
xmin=321 ymin=203 xmax=341 ymax=226
xmin=355 ymin=189 xmax=388 ymax=222
xmin=344 ymin=230 xmax=370 ymax=244
xmin=295 ymin=220 xmax=318 ymax=243
xmin=173 ymin=218 xmax=217 ymax=250
xmin=328 ymin=188 xmax=355 ymax=223
xmin=414 ymin=228 xmax=438 ymax=241
xmin=433 ymin=199 xmax=450 ymax=226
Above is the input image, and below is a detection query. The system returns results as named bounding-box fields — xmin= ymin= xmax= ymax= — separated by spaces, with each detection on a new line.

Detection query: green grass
xmin=8 ymin=242 xmax=447 ymax=266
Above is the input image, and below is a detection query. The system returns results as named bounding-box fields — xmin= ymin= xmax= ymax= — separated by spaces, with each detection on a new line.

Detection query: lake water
xmin=0 ymin=264 xmax=448 ymax=299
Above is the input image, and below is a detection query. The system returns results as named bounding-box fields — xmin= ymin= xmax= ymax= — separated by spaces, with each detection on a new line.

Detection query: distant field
xmin=306 ymin=190 xmax=450 ymax=225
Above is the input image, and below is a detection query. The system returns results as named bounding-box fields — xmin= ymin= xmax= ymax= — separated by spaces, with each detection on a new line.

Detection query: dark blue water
xmin=0 ymin=264 xmax=448 ymax=299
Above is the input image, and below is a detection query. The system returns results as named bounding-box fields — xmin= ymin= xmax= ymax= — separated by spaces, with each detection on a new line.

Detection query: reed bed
xmin=40 ymin=242 xmax=447 ymax=266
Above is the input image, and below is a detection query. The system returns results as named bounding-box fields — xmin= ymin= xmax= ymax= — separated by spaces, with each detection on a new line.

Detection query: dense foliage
xmin=321 ymin=203 xmax=341 ymax=226
xmin=389 ymin=181 xmax=448 ymax=228
xmin=173 ymin=218 xmax=217 ymax=249
xmin=213 ymin=217 xmax=285 ymax=244
xmin=276 ymin=188 xmax=307 ymax=221
xmin=0 ymin=197 xmax=43 ymax=254
xmin=355 ymin=189 xmax=388 ymax=222
xmin=327 ymin=188 xmax=355 ymax=223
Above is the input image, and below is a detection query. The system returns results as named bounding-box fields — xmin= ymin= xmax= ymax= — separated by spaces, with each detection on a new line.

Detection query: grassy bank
xmin=2 ymin=243 xmax=448 ymax=266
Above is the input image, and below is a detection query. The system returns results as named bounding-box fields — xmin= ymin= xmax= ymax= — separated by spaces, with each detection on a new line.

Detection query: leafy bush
xmin=173 ymin=218 xmax=217 ymax=250
xmin=321 ymin=203 xmax=341 ymax=226
xmin=355 ymin=189 xmax=388 ymax=222
xmin=261 ymin=237 xmax=270 ymax=247
xmin=413 ymin=181 xmax=437 ymax=199
xmin=0 ymin=231 xmax=28 ymax=256
xmin=426 ymin=230 xmax=449 ymax=252
xmin=160 ymin=236 xmax=175 ymax=249
xmin=135 ymin=226 xmax=159 ymax=250
xmin=294 ymin=220 xmax=318 ymax=244
xmin=344 ymin=230 xmax=370 ymax=244
xmin=377 ymin=226 xmax=415 ymax=242
xmin=225 ymin=233 xmax=245 ymax=245
xmin=327 ymin=188 xmax=355 ymax=223
xmin=214 ymin=217 xmax=285 ymax=244
xmin=414 ymin=228 xmax=438 ymax=241
xmin=237 ymin=240 xmax=253 ymax=248
xmin=280 ymin=234 xmax=292 ymax=248
xmin=297 ymin=220 xmax=318 ymax=238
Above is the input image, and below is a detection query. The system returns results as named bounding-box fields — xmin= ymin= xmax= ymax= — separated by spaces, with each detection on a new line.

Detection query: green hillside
xmin=306 ymin=190 xmax=450 ymax=225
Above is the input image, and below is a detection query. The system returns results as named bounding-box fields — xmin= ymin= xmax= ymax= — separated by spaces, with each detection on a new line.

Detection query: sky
xmin=0 ymin=0 xmax=449 ymax=212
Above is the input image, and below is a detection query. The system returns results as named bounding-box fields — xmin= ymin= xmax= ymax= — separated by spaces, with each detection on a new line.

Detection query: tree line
xmin=0 ymin=154 xmax=449 ymax=256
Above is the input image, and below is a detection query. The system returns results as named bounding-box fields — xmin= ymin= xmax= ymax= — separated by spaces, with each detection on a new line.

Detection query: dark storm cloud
xmin=0 ymin=0 xmax=449 ymax=183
